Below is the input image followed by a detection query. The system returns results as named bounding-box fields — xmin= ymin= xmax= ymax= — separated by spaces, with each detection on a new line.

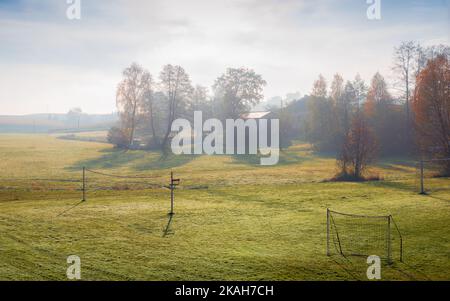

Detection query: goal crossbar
xmin=327 ymin=209 xmax=403 ymax=263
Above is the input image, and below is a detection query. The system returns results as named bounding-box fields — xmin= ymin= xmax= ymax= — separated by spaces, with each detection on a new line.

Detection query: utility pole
xmin=280 ymin=98 xmax=284 ymax=150
xmin=326 ymin=208 xmax=330 ymax=256
xmin=387 ymin=215 xmax=392 ymax=265
xmin=419 ymin=160 xmax=425 ymax=194
xmin=169 ymin=171 xmax=180 ymax=215
xmin=82 ymin=167 xmax=86 ymax=201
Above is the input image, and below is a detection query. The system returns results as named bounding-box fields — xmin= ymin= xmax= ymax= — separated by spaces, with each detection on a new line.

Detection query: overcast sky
xmin=0 ymin=0 xmax=448 ymax=115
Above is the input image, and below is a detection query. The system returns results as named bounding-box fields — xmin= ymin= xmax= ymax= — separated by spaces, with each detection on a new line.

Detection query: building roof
xmin=240 ymin=111 xmax=271 ymax=119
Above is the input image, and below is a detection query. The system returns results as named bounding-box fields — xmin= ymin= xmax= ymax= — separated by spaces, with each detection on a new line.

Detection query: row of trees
xmin=304 ymin=42 xmax=449 ymax=179
xmin=108 ymin=41 xmax=449 ymax=177
xmin=108 ymin=64 xmax=266 ymax=152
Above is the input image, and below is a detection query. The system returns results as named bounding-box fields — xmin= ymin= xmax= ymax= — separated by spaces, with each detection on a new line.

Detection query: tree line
xmin=303 ymin=42 xmax=449 ymax=179
xmin=108 ymin=41 xmax=449 ymax=177
xmin=108 ymin=64 xmax=266 ymax=152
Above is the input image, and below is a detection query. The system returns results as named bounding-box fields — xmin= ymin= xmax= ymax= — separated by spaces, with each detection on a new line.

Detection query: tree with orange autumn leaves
xmin=364 ymin=72 xmax=407 ymax=155
xmin=305 ymin=42 xmax=449 ymax=180
xmin=413 ymin=55 xmax=450 ymax=175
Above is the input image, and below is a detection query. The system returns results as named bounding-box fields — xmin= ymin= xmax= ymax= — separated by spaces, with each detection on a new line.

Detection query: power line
xmin=85 ymin=168 xmax=160 ymax=179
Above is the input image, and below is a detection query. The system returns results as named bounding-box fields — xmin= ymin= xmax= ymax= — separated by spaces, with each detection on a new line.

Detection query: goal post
xmin=82 ymin=166 xmax=86 ymax=201
xmin=80 ymin=167 xmax=163 ymax=201
xmin=80 ymin=168 xmax=179 ymax=214
xmin=326 ymin=209 xmax=403 ymax=264
xmin=417 ymin=158 xmax=450 ymax=195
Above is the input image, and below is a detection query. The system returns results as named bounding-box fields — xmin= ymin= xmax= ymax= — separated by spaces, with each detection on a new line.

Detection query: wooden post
xmin=387 ymin=216 xmax=392 ymax=265
xmin=82 ymin=167 xmax=86 ymax=202
xmin=399 ymin=235 xmax=403 ymax=262
xmin=170 ymin=171 xmax=174 ymax=215
xmin=419 ymin=160 xmax=425 ymax=194
xmin=169 ymin=171 xmax=180 ymax=215
xmin=326 ymin=208 xmax=330 ymax=256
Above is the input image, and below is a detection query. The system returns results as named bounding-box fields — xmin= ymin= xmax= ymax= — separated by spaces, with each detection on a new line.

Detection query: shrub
xmin=107 ymin=127 xmax=129 ymax=148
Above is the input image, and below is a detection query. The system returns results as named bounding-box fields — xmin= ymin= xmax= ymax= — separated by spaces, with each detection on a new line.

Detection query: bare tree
xmin=306 ymin=74 xmax=338 ymax=151
xmin=366 ymin=72 xmax=392 ymax=108
xmin=332 ymin=73 xmax=352 ymax=134
xmin=143 ymin=79 xmax=156 ymax=141
xmin=190 ymin=85 xmax=212 ymax=119
xmin=425 ymin=44 xmax=450 ymax=61
xmin=335 ymin=76 xmax=367 ymax=174
xmin=311 ymin=74 xmax=327 ymax=98
xmin=351 ymin=74 xmax=368 ymax=110
xmin=335 ymin=81 xmax=356 ymax=139
xmin=159 ymin=64 xmax=193 ymax=151
xmin=393 ymin=41 xmax=419 ymax=122
xmin=116 ymin=63 xmax=152 ymax=147
xmin=337 ymin=111 xmax=377 ymax=179
xmin=330 ymin=73 xmax=344 ymax=105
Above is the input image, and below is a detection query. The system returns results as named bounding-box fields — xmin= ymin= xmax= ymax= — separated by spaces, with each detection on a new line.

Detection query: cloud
xmin=0 ymin=62 xmax=118 ymax=114
xmin=0 ymin=0 xmax=448 ymax=114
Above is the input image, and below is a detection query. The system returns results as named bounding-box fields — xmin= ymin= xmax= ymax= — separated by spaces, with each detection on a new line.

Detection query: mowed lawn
xmin=0 ymin=134 xmax=448 ymax=280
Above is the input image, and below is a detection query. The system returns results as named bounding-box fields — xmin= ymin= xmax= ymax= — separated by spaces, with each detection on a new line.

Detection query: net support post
xmin=391 ymin=216 xmax=403 ymax=262
xmin=170 ymin=171 xmax=174 ymax=215
xmin=326 ymin=208 xmax=330 ymax=256
xmin=399 ymin=236 xmax=403 ymax=262
xmin=387 ymin=215 xmax=392 ymax=265
xmin=169 ymin=171 xmax=180 ymax=215
xmin=419 ymin=160 xmax=425 ymax=195
xmin=82 ymin=166 xmax=86 ymax=202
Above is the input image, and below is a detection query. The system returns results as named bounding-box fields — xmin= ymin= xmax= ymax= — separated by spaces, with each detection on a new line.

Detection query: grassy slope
xmin=0 ymin=134 xmax=448 ymax=280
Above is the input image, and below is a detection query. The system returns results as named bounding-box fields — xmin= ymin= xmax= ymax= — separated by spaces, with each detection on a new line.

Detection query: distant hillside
xmin=0 ymin=113 xmax=118 ymax=133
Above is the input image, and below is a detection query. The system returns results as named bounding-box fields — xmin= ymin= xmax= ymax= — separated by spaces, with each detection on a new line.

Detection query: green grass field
xmin=0 ymin=134 xmax=449 ymax=280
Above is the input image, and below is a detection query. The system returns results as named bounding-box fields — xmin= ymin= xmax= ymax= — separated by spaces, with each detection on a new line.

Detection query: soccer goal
xmin=326 ymin=209 xmax=403 ymax=264
xmin=79 ymin=168 xmax=180 ymax=213
xmin=417 ymin=158 xmax=450 ymax=195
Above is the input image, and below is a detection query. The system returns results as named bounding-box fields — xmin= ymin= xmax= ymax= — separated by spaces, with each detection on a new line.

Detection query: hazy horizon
xmin=0 ymin=0 xmax=449 ymax=115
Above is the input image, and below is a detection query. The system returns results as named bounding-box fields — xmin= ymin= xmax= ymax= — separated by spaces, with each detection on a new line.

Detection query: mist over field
xmin=0 ymin=0 xmax=449 ymax=287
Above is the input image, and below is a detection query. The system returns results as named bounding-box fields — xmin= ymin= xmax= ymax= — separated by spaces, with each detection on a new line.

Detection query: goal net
xmin=327 ymin=209 xmax=403 ymax=263
xmin=416 ymin=158 xmax=450 ymax=195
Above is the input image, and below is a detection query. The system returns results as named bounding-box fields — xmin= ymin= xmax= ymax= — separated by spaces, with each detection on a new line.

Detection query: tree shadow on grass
xmin=376 ymin=157 xmax=417 ymax=168
xmin=67 ymin=147 xmax=196 ymax=172
xmin=55 ymin=200 xmax=84 ymax=218
xmin=376 ymin=163 xmax=416 ymax=173
xmin=229 ymin=150 xmax=311 ymax=167
xmin=67 ymin=148 xmax=147 ymax=171
xmin=133 ymin=153 xmax=196 ymax=171
xmin=389 ymin=264 xmax=420 ymax=280
xmin=382 ymin=259 xmax=432 ymax=280
xmin=329 ymin=255 xmax=422 ymax=280
xmin=311 ymin=150 xmax=337 ymax=159
xmin=361 ymin=180 xmax=417 ymax=193
xmin=329 ymin=256 xmax=362 ymax=280
xmin=425 ymin=194 xmax=450 ymax=202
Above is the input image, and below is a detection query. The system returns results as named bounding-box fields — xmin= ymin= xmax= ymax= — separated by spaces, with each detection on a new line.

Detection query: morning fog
xmin=171 ymin=111 xmax=279 ymax=165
